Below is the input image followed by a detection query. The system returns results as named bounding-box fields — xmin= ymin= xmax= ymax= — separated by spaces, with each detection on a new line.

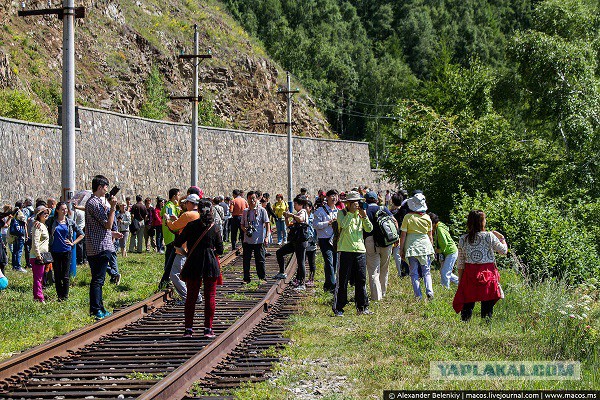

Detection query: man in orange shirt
xmin=166 ymin=194 xmax=201 ymax=303
xmin=229 ymin=189 xmax=248 ymax=253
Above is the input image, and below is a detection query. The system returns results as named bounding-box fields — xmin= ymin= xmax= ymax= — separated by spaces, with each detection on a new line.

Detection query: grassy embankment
xmin=229 ymin=256 xmax=600 ymax=399
xmin=2 ymin=251 xmax=599 ymax=399
xmin=0 ymin=252 xmax=164 ymax=360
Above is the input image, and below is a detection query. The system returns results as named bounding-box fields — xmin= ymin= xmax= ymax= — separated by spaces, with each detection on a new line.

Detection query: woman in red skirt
xmin=174 ymin=200 xmax=224 ymax=338
xmin=453 ymin=210 xmax=507 ymax=321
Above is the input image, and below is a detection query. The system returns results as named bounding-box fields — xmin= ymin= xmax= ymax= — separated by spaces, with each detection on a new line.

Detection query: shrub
xmin=450 ymin=189 xmax=600 ymax=284
xmin=0 ymin=89 xmax=47 ymax=123
xmin=139 ymin=66 xmax=169 ymax=120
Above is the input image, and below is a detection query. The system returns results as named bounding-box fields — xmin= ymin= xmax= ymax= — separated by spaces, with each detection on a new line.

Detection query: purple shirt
xmin=85 ymin=195 xmax=115 ymax=256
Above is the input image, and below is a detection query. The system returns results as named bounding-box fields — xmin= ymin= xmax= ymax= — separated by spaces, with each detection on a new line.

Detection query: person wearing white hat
xmin=166 ymin=193 xmax=202 ymax=303
xmin=332 ymin=191 xmax=374 ymax=316
xmin=399 ymin=193 xmax=435 ymax=300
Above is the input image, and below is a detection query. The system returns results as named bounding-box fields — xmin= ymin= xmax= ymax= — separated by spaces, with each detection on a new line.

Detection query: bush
xmin=450 ymin=189 xmax=600 ymax=284
xmin=139 ymin=66 xmax=169 ymax=120
xmin=0 ymin=89 xmax=47 ymax=123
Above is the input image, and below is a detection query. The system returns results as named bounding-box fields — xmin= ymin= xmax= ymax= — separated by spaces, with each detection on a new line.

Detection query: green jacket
xmin=337 ymin=209 xmax=373 ymax=253
xmin=435 ymin=222 xmax=458 ymax=256
xmin=160 ymin=201 xmax=180 ymax=245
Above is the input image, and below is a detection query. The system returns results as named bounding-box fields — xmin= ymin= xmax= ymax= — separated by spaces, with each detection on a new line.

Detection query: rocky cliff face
xmin=0 ymin=0 xmax=332 ymax=137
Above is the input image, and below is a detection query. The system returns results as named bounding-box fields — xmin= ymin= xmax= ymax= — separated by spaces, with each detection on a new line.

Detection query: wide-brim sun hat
xmin=35 ymin=205 xmax=49 ymax=216
xmin=342 ymin=191 xmax=364 ymax=202
xmin=407 ymin=193 xmax=427 ymax=212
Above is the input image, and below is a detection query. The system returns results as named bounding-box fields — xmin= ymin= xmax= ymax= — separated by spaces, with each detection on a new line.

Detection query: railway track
xmin=0 ymin=245 xmax=299 ymax=399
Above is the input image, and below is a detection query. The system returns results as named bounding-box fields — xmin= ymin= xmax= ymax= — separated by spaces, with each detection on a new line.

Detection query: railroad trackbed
xmin=0 ymin=247 xmax=301 ymax=399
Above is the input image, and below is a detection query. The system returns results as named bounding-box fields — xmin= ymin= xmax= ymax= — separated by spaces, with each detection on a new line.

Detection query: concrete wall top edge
xmin=78 ymin=107 xmax=370 ymax=146
xmin=0 ymin=116 xmax=61 ymax=130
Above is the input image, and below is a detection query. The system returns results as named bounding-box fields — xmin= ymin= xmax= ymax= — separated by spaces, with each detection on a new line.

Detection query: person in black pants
xmin=240 ymin=191 xmax=270 ymax=283
xmin=275 ymin=195 xmax=309 ymax=288
xmin=48 ymin=202 xmax=85 ymax=301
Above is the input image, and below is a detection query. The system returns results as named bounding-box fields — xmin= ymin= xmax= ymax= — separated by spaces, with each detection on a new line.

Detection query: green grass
xmin=230 ymin=256 xmax=600 ymax=399
xmin=0 ymin=252 xmax=164 ymax=361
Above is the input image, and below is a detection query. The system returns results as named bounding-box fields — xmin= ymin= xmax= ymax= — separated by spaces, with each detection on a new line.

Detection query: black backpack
xmin=374 ymin=207 xmax=399 ymax=246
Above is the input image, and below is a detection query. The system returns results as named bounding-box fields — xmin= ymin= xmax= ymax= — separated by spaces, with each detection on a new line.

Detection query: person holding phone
xmin=85 ymin=175 xmax=122 ymax=319
xmin=275 ymin=195 xmax=308 ymax=287
xmin=158 ymin=188 xmax=180 ymax=289
xmin=332 ymin=191 xmax=373 ymax=316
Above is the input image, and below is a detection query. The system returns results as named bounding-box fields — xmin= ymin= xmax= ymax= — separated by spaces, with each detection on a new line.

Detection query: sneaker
xmin=183 ymin=328 xmax=193 ymax=338
xmin=357 ymin=308 xmax=374 ymax=315
xmin=13 ymin=267 xmax=28 ymax=273
xmin=158 ymin=250 xmax=165 ymax=254
xmin=265 ymin=252 xmax=272 ymax=257
xmin=93 ymin=310 xmax=112 ymax=320
xmin=204 ymin=328 xmax=216 ymax=338
xmin=305 ymin=279 xmax=315 ymax=287
xmin=333 ymin=309 xmax=344 ymax=317
xmin=196 ymin=293 xmax=203 ymax=304
xmin=290 ymin=279 xmax=300 ymax=287
xmin=426 ymin=294 xmax=434 ymax=300
xmin=294 ymin=284 xmax=306 ymax=291
xmin=235 ymin=249 xmax=241 ymax=256
xmin=273 ymin=272 xmax=287 ymax=280
xmin=113 ymin=273 xmax=122 ymax=285
xmin=277 ymin=242 xmax=282 ymax=246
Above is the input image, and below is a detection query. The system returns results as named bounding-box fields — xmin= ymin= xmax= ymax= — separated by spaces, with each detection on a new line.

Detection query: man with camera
xmin=85 ymin=175 xmax=123 ymax=320
xmin=332 ymin=191 xmax=373 ymax=317
xmin=241 ymin=191 xmax=270 ymax=283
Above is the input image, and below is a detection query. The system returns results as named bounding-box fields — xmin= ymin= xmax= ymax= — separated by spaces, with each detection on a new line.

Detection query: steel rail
xmin=138 ymin=254 xmax=298 ymax=400
xmin=0 ymin=250 xmax=238 ymax=385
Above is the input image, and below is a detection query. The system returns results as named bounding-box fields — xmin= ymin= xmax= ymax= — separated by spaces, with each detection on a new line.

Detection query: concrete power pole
xmin=19 ymin=0 xmax=85 ymax=202
xmin=171 ymin=24 xmax=211 ymax=187
xmin=274 ymin=72 xmax=299 ymax=206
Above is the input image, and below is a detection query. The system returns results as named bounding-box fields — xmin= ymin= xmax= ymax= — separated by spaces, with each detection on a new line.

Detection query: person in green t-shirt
xmin=158 ymin=188 xmax=180 ymax=289
xmin=428 ymin=212 xmax=459 ymax=289
xmin=332 ymin=191 xmax=374 ymax=317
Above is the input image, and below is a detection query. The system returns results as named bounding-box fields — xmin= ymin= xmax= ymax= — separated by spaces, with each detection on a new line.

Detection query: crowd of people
xmin=0 ymin=177 xmax=508 ymax=337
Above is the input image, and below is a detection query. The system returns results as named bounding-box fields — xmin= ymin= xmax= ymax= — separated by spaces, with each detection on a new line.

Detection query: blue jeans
xmin=107 ymin=251 xmax=119 ymax=278
xmin=408 ymin=255 xmax=433 ymax=299
xmin=11 ymin=237 xmax=24 ymax=269
xmin=318 ymin=238 xmax=337 ymax=291
xmin=275 ymin=218 xmax=287 ymax=243
xmin=440 ymin=252 xmax=459 ymax=288
xmin=88 ymin=250 xmax=110 ymax=315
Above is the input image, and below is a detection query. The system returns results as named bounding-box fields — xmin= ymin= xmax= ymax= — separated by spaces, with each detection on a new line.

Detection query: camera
xmin=246 ymin=225 xmax=256 ymax=237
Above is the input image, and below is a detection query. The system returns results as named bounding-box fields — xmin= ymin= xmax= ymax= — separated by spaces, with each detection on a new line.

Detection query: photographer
xmin=85 ymin=175 xmax=123 ymax=319
xmin=241 ymin=191 xmax=270 ymax=283
xmin=275 ymin=195 xmax=309 ymax=288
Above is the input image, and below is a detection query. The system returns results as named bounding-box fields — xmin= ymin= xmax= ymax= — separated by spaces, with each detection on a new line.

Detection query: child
xmin=428 ymin=212 xmax=459 ymax=288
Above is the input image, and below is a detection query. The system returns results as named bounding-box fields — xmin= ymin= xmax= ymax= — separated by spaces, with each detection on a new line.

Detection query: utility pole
xmin=19 ymin=0 xmax=85 ymax=202
xmin=170 ymin=24 xmax=212 ymax=187
xmin=273 ymin=72 xmax=299 ymax=207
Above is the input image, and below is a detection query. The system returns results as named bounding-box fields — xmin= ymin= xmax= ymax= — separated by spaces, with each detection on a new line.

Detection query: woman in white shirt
xmin=453 ymin=210 xmax=508 ymax=321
